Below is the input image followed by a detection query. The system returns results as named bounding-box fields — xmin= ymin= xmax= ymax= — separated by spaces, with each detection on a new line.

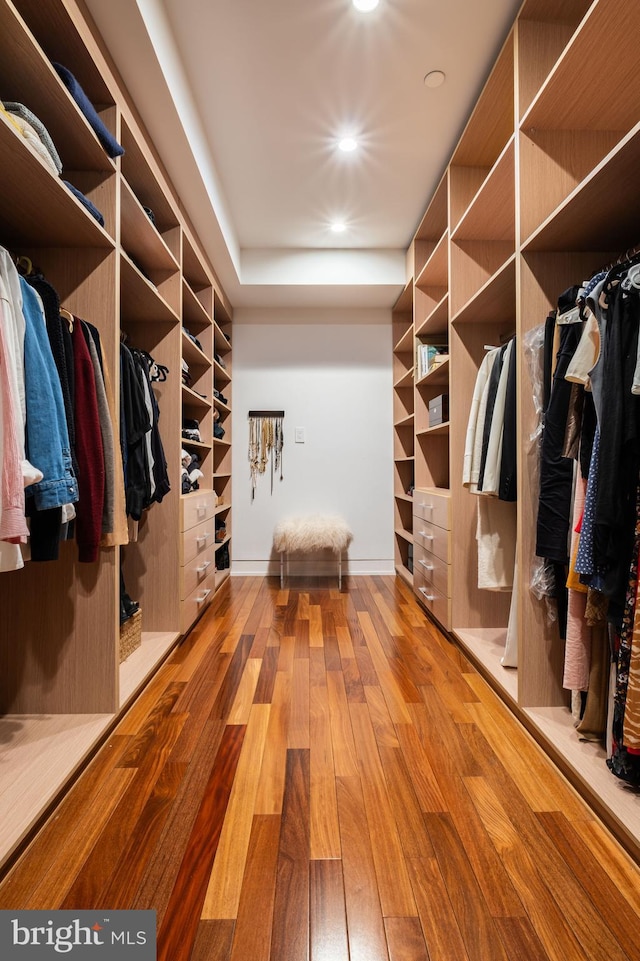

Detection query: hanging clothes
xmin=71 ymin=316 xmax=105 ymax=563
xmin=463 ymin=337 xmax=517 ymax=597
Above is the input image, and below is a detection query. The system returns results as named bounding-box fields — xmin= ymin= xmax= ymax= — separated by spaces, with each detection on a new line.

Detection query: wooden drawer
xmin=413 ymin=518 xmax=450 ymax=564
xmin=413 ymin=488 xmax=451 ymax=529
xmin=181 ymin=516 xmax=216 ymax=565
xmin=181 ymin=569 xmax=216 ymax=634
xmin=414 ymin=568 xmax=451 ymax=631
xmin=181 ymin=490 xmax=217 ymax=532
xmin=413 ymin=542 xmax=450 ymax=599
xmin=180 ymin=543 xmax=217 ymax=600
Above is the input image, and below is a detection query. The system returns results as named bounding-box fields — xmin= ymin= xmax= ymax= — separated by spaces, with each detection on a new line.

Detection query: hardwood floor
xmin=1 ymin=574 xmax=640 ymax=961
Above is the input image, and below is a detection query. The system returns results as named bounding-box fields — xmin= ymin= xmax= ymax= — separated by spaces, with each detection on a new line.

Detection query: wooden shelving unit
xmin=0 ymin=0 xmax=232 ymax=869
xmin=395 ymin=0 xmax=640 ymax=860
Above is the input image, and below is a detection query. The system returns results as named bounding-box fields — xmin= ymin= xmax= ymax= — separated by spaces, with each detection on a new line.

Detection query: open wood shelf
xmin=183 ymin=279 xmax=213 ymax=332
xmin=0 ymin=113 xmax=115 ymax=249
xmin=119 ymin=631 xmax=181 ymax=707
xmin=182 ymin=383 xmax=212 ymax=410
xmin=120 ymin=178 xmax=180 ymax=275
xmin=451 ymin=254 xmax=516 ymax=326
xmin=452 ymin=138 xmax=515 ymax=242
xmin=517 ymin=1 xmax=599 ymax=120
xmin=0 ymin=713 xmax=113 ymax=865
xmin=182 ymin=328 xmax=212 ymax=368
xmin=393 ymin=367 xmax=413 ymax=389
xmin=413 ymin=173 xmax=448 ymax=274
xmin=394 ymin=527 xmax=414 ymax=545
xmin=395 ymin=412 xmax=414 ymax=428
xmin=521 ymin=0 xmax=640 ymax=134
xmin=416 ymin=358 xmax=449 ymax=389
xmin=0 ymin=1 xmax=116 ymax=172
xmin=416 ymin=422 xmax=449 ymax=438
xmin=120 ymin=252 xmax=180 ymax=323
xmin=0 ymin=0 xmax=234 ymax=873
xmin=522 ymin=125 xmax=640 ymax=252
xmin=393 ymin=324 xmax=414 ymax=354
xmin=415 ymin=292 xmax=448 ymax=338
xmin=392 ymin=0 xmax=640 ymax=861
xmin=415 ymin=232 xmax=448 ymax=290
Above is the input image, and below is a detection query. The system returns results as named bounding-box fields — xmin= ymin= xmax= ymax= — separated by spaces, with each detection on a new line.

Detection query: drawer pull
xmin=197 ymin=504 xmax=208 ymax=518
xmin=196 ymin=588 xmax=212 ymax=606
xmin=420 ymin=531 xmax=434 ymax=540
xmin=419 ymin=560 xmax=434 ymax=571
xmin=196 ymin=561 xmax=211 ymax=576
xmin=419 ymin=587 xmax=435 ymax=601
xmin=196 ymin=532 xmax=211 ymax=548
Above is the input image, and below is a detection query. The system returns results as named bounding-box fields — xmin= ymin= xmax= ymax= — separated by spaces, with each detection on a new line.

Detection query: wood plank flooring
xmin=1 ymin=574 xmax=640 ymax=961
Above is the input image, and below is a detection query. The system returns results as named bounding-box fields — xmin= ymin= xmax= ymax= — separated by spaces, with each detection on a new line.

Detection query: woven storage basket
xmin=119 ymin=609 xmax=142 ymax=662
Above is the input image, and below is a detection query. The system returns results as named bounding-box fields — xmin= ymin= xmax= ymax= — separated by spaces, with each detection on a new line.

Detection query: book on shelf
xmin=415 ymin=343 xmax=448 ymax=379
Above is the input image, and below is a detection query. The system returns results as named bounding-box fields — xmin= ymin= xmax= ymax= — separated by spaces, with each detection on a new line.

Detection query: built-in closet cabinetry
xmin=392 ymin=281 xmax=414 ymax=583
xmin=0 ymin=0 xmax=232 ymax=869
xmin=397 ymin=0 xmax=640 ymax=859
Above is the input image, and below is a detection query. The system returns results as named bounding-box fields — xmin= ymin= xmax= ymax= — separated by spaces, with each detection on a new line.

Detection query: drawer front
xmin=181 ymin=490 xmax=217 ymax=532
xmin=181 ymin=543 xmax=217 ymax=600
xmin=181 ymin=570 xmax=216 ymax=634
xmin=413 ymin=542 xmax=450 ymax=598
xmin=413 ymin=518 xmax=450 ymax=564
xmin=181 ymin=517 xmax=216 ymax=565
xmin=413 ymin=488 xmax=451 ymax=529
xmin=414 ymin=571 xmax=452 ymax=631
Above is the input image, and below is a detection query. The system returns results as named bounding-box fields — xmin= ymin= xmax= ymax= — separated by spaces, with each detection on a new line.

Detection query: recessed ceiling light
xmin=424 ymin=70 xmax=446 ymax=88
xmin=353 ymin=0 xmax=379 ymax=11
xmin=338 ymin=137 xmax=358 ymax=152
xmin=330 ymin=222 xmax=347 ymax=233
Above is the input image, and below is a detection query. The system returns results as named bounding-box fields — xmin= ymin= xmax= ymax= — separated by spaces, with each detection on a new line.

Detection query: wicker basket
xmin=119 ymin=609 xmax=142 ymax=663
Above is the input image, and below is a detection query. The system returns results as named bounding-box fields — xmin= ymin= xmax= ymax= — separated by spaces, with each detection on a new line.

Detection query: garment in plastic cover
xmin=524 ymin=323 xmax=556 ymax=615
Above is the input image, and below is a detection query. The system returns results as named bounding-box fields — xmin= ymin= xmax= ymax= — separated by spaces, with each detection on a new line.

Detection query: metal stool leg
xmin=338 ymin=552 xmax=342 ymax=590
xmin=280 ymin=551 xmax=284 ymax=588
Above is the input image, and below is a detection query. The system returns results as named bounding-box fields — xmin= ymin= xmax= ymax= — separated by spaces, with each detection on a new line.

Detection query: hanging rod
xmin=248 ymin=410 xmax=285 ymax=417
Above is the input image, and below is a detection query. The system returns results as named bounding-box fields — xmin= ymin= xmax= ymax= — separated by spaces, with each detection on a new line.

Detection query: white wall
xmin=231 ymin=309 xmax=394 ymax=576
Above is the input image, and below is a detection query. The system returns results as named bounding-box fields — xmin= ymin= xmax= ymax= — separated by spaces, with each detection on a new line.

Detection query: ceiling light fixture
xmin=352 ymin=0 xmax=379 ymax=11
xmin=424 ymin=70 xmax=446 ymax=88
xmin=338 ymin=137 xmax=358 ymax=152
xmin=330 ymin=222 xmax=347 ymax=233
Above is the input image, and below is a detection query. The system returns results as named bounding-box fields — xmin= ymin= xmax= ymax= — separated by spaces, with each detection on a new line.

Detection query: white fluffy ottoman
xmin=273 ymin=514 xmax=353 ymax=588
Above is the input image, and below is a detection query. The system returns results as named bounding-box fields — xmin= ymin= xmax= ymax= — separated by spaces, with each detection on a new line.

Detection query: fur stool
xmin=273 ymin=514 xmax=353 ymax=588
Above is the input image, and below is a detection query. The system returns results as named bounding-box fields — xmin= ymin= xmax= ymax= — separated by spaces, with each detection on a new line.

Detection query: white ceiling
xmin=86 ymin=0 xmax=522 ymax=309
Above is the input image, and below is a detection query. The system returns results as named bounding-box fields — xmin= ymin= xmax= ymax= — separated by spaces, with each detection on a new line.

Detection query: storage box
xmin=119 ymin=609 xmax=142 ymax=662
xmin=428 ymin=393 xmax=449 ymax=427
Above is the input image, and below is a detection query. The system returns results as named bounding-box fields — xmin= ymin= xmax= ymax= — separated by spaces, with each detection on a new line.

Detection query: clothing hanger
xmin=59 ymin=308 xmax=74 ymax=332
xmin=556 ymin=305 xmax=582 ymax=325
xmin=15 ymin=254 xmax=34 ymax=276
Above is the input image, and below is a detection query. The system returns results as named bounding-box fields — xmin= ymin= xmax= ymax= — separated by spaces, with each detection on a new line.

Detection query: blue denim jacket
xmin=21 ymin=278 xmax=78 ymax=509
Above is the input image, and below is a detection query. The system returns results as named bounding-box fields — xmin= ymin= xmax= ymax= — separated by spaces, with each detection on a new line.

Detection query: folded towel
xmin=53 ymin=62 xmax=124 ymax=158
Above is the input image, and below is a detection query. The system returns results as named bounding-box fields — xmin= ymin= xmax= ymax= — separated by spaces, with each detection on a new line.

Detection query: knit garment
xmin=3 ymin=101 xmax=63 ymax=173
xmin=6 ymin=113 xmax=60 ymax=176
xmin=53 ymin=63 xmax=124 ymax=158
